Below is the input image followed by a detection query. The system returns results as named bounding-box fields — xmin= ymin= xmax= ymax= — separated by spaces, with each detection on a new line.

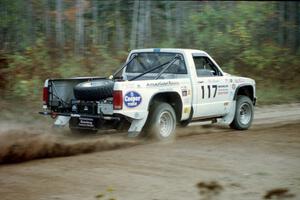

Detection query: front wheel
xmin=145 ymin=102 xmax=176 ymax=141
xmin=230 ymin=95 xmax=254 ymax=130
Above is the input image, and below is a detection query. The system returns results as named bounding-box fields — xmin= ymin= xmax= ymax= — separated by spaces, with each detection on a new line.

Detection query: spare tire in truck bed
xmin=73 ymin=79 xmax=114 ymax=101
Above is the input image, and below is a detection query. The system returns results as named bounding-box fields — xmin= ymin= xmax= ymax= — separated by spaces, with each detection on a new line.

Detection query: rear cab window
xmin=126 ymin=52 xmax=187 ymax=75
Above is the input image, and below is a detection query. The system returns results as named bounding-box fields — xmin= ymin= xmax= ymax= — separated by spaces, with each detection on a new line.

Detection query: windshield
xmin=125 ymin=52 xmax=187 ymax=74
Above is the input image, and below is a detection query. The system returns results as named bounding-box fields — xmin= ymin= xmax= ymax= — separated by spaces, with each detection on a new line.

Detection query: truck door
xmin=192 ymin=56 xmax=231 ymax=118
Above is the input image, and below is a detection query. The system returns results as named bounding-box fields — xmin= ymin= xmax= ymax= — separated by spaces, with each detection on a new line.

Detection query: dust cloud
xmin=0 ymin=129 xmax=141 ymax=164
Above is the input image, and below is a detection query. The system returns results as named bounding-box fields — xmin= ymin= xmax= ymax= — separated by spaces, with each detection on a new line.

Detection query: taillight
xmin=43 ymin=87 xmax=49 ymax=105
xmin=113 ymin=90 xmax=123 ymax=110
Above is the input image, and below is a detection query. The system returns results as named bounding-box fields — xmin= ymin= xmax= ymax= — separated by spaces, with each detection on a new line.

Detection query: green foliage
xmin=257 ymin=85 xmax=300 ymax=105
xmin=0 ymin=1 xmax=299 ymax=104
xmin=4 ymin=39 xmax=125 ymax=101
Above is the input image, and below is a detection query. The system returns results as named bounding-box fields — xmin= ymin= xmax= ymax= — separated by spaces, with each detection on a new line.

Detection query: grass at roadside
xmin=256 ymin=86 xmax=300 ymax=105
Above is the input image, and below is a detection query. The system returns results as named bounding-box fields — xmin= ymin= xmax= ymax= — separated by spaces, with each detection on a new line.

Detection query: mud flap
xmin=128 ymin=117 xmax=148 ymax=138
xmin=54 ymin=116 xmax=71 ymax=127
xmin=219 ymin=101 xmax=236 ymax=125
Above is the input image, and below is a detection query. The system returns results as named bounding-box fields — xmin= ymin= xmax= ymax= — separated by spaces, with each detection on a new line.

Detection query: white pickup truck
xmin=40 ymin=48 xmax=256 ymax=140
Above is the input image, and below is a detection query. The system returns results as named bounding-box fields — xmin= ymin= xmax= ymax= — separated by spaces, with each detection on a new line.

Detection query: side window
xmin=193 ymin=56 xmax=221 ymax=77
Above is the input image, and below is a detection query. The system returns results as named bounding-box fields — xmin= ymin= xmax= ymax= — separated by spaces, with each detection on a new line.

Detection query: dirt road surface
xmin=0 ymin=103 xmax=299 ymax=200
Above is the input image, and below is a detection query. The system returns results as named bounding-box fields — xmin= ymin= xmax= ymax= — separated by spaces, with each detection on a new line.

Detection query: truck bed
xmin=46 ymin=77 xmax=105 ymax=112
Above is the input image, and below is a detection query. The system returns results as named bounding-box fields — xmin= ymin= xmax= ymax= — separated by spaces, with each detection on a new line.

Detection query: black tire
xmin=144 ymin=102 xmax=176 ymax=141
xmin=230 ymin=95 xmax=254 ymax=130
xmin=74 ymin=79 xmax=114 ymax=101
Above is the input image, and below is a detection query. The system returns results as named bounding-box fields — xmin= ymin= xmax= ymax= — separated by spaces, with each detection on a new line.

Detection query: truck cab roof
xmin=130 ymin=48 xmax=209 ymax=56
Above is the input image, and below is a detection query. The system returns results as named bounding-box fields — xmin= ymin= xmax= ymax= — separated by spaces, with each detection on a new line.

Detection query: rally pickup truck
xmin=40 ymin=48 xmax=256 ymax=140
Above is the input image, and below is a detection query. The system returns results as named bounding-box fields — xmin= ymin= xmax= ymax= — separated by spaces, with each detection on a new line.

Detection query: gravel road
xmin=0 ymin=103 xmax=299 ymax=200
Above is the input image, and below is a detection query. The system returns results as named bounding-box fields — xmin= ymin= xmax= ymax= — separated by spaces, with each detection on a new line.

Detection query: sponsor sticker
xmin=146 ymin=81 xmax=180 ymax=88
xmin=78 ymin=117 xmax=95 ymax=128
xmin=124 ymin=91 xmax=142 ymax=108
xmin=184 ymin=107 xmax=191 ymax=113
xmin=218 ymin=85 xmax=229 ymax=88
xmin=217 ymin=85 xmax=229 ymax=95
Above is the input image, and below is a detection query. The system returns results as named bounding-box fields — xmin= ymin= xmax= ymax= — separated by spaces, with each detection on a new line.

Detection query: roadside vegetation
xmin=0 ymin=1 xmax=299 ymax=105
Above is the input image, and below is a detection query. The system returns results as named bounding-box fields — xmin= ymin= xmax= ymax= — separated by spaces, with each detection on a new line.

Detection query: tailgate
xmin=46 ymin=77 xmax=105 ymax=112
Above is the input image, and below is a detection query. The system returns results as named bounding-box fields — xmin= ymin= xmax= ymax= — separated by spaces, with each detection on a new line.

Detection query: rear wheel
xmin=145 ymin=102 xmax=176 ymax=141
xmin=230 ymin=95 xmax=254 ymax=130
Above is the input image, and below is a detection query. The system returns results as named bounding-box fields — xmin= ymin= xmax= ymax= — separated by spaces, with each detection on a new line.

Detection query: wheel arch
xmin=234 ymin=85 xmax=255 ymax=105
xmin=148 ymin=92 xmax=183 ymax=122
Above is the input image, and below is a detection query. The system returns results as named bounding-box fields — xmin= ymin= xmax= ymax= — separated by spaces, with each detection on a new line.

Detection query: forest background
xmin=0 ymin=0 xmax=299 ymax=107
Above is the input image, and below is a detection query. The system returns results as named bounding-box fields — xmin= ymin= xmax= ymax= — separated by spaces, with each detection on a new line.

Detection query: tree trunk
xmin=75 ymin=0 xmax=84 ymax=55
xmin=278 ymin=2 xmax=285 ymax=46
xmin=92 ymin=0 xmax=98 ymax=45
xmin=287 ymin=2 xmax=297 ymax=52
xmin=165 ymin=2 xmax=172 ymax=43
xmin=99 ymin=1 xmax=107 ymax=47
xmin=175 ymin=2 xmax=182 ymax=41
xmin=43 ymin=0 xmax=51 ymax=39
xmin=137 ymin=1 xmax=145 ymax=48
xmin=115 ymin=0 xmax=124 ymax=51
xmin=56 ymin=0 xmax=65 ymax=47
xmin=297 ymin=2 xmax=300 ymax=52
xmin=27 ymin=0 xmax=35 ymax=45
xmin=1 ymin=2 xmax=7 ymax=50
xmin=130 ymin=0 xmax=139 ymax=49
xmin=144 ymin=0 xmax=151 ymax=47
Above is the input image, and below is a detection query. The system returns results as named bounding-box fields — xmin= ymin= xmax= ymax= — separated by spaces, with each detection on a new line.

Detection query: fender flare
xmin=233 ymin=84 xmax=255 ymax=100
xmin=148 ymin=91 xmax=183 ymax=121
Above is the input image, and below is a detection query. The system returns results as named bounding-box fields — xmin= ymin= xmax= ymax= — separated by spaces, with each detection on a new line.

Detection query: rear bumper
xmin=39 ymin=111 xmax=127 ymax=131
xmin=39 ymin=110 xmax=148 ymax=135
xmin=38 ymin=111 xmax=120 ymax=120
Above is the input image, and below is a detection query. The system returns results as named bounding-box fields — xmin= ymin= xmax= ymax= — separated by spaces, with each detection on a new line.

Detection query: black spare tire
xmin=74 ymin=79 xmax=114 ymax=101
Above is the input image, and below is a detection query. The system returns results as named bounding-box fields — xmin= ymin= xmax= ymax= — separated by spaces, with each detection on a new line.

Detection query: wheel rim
xmin=239 ymin=103 xmax=251 ymax=125
xmin=158 ymin=111 xmax=174 ymax=138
